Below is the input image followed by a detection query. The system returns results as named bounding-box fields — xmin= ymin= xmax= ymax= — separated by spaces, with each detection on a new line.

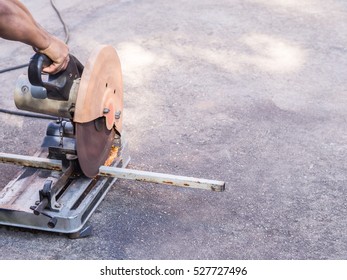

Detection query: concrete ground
xmin=0 ymin=0 xmax=347 ymax=259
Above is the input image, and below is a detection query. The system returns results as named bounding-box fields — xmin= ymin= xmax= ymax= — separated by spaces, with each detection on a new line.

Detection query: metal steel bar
xmin=0 ymin=152 xmax=62 ymax=170
xmin=0 ymin=152 xmax=225 ymax=192
xmin=99 ymin=166 xmax=225 ymax=192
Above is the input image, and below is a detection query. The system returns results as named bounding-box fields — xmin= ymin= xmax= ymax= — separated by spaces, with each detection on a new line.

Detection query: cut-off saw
xmin=0 ymin=45 xmax=225 ymax=238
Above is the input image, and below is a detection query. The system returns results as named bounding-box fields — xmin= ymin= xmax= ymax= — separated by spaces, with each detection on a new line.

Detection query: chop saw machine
xmin=0 ymin=45 xmax=225 ymax=238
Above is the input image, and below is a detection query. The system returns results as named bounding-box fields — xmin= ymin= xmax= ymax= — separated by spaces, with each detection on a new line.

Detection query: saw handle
xmin=28 ymin=53 xmax=83 ymax=101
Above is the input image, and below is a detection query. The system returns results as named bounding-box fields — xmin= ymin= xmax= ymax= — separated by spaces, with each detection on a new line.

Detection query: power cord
xmin=0 ymin=108 xmax=58 ymax=120
xmin=50 ymin=0 xmax=70 ymax=44
xmin=0 ymin=0 xmax=70 ymax=120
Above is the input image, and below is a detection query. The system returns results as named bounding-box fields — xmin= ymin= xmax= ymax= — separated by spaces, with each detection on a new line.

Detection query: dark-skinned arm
xmin=0 ymin=0 xmax=69 ymax=73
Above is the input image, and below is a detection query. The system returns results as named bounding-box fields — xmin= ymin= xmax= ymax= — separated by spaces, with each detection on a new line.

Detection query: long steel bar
xmin=99 ymin=166 xmax=225 ymax=192
xmin=0 ymin=152 xmax=225 ymax=192
xmin=0 ymin=152 xmax=62 ymax=170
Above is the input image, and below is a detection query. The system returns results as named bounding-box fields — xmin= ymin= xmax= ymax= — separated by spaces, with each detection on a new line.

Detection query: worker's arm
xmin=0 ymin=0 xmax=69 ymax=73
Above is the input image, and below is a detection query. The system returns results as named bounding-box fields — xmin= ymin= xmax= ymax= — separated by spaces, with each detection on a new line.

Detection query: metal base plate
xmin=0 ymin=139 xmax=130 ymax=237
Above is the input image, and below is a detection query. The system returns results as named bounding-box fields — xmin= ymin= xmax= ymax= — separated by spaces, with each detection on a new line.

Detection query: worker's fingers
xmin=42 ymin=55 xmax=70 ymax=74
xmin=42 ymin=64 xmax=60 ymax=74
xmin=37 ymin=36 xmax=69 ymax=74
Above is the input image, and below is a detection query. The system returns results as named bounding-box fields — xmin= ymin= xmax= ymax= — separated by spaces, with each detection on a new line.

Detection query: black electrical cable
xmin=0 ymin=108 xmax=58 ymax=120
xmin=0 ymin=0 xmax=70 ymax=120
xmin=0 ymin=63 xmax=30 ymax=74
xmin=50 ymin=0 xmax=70 ymax=44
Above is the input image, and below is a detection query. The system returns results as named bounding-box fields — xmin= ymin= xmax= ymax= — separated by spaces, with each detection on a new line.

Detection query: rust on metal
xmin=162 ymin=181 xmax=173 ymax=185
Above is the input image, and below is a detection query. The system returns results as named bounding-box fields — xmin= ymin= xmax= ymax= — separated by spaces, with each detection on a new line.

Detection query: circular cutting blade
xmin=73 ymin=45 xmax=123 ymax=178
xmin=76 ymin=117 xmax=115 ymax=177
xmin=74 ymin=45 xmax=123 ymax=133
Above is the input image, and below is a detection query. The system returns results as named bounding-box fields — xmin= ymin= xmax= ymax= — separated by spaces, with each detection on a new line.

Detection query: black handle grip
xmin=28 ymin=53 xmax=83 ymax=101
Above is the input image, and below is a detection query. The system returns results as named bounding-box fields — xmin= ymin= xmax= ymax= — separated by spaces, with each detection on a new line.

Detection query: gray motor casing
xmin=14 ymin=74 xmax=79 ymax=119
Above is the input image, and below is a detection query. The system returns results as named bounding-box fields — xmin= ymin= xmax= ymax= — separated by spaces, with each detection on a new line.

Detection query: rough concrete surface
xmin=0 ymin=0 xmax=347 ymax=259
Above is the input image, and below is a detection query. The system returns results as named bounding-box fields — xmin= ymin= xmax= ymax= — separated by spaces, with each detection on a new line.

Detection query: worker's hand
xmin=37 ymin=36 xmax=69 ymax=74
